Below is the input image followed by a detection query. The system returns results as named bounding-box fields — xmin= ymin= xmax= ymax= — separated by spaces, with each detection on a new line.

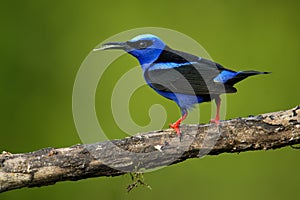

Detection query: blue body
xmin=125 ymin=34 xmax=239 ymax=114
xmin=98 ymin=34 xmax=268 ymax=117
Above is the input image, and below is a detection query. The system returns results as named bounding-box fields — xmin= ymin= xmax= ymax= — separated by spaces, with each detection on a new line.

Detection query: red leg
xmin=210 ymin=97 xmax=221 ymax=124
xmin=169 ymin=112 xmax=187 ymax=137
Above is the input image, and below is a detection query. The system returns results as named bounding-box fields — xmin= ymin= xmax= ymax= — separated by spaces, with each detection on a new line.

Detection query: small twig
xmin=127 ymin=172 xmax=151 ymax=192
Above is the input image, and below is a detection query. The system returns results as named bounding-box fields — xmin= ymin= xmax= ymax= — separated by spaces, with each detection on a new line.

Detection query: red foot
xmin=210 ymin=97 xmax=221 ymax=125
xmin=169 ymin=113 xmax=187 ymax=138
xmin=169 ymin=122 xmax=181 ymax=137
xmin=210 ymin=118 xmax=220 ymax=124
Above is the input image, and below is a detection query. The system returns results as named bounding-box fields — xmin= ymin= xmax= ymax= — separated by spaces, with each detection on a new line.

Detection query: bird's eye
xmin=138 ymin=41 xmax=147 ymax=48
xmin=127 ymin=40 xmax=153 ymax=49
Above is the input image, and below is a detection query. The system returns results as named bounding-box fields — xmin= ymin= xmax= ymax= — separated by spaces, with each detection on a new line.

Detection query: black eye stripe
xmin=127 ymin=40 xmax=153 ymax=49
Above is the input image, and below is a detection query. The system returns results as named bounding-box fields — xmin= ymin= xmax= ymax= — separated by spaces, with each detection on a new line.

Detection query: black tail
xmin=226 ymin=70 xmax=271 ymax=85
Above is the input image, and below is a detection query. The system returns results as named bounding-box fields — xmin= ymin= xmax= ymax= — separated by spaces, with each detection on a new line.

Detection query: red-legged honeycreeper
xmin=94 ymin=34 xmax=270 ymax=138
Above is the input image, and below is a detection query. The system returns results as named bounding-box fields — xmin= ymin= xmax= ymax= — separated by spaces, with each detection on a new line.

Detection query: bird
xmin=94 ymin=34 xmax=270 ymax=138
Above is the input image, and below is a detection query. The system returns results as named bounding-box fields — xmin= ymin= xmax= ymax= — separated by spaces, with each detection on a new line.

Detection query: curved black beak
xmin=93 ymin=42 xmax=128 ymax=51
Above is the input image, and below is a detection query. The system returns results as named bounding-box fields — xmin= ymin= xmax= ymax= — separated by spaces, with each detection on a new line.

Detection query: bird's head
xmin=94 ymin=34 xmax=166 ymax=66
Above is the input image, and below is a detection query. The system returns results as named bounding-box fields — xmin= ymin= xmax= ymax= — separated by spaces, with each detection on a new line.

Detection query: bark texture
xmin=0 ymin=106 xmax=299 ymax=193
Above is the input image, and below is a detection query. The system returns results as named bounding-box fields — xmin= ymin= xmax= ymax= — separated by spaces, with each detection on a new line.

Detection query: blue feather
xmin=149 ymin=62 xmax=198 ymax=71
xmin=214 ymin=70 xmax=240 ymax=83
xmin=152 ymin=88 xmax=204 ymax=111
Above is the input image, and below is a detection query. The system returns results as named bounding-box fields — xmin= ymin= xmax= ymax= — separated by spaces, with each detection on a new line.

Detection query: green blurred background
xmin=1 ymin=0 xmax=299 ymax=199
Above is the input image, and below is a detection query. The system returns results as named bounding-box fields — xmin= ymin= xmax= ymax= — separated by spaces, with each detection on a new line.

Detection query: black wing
xmin=145 ymin=59 xmax=237 ymax=95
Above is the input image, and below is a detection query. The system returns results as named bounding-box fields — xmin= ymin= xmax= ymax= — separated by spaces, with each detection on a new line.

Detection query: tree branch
xmin=1 ymin=106 xmax=299 ymax=193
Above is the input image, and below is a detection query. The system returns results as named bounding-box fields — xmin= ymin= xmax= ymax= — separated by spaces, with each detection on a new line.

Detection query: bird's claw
xmin=210 ymin=119 xmax=220 ymax=125
xmin=169 ymin=123 xmax=181 ymax=138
